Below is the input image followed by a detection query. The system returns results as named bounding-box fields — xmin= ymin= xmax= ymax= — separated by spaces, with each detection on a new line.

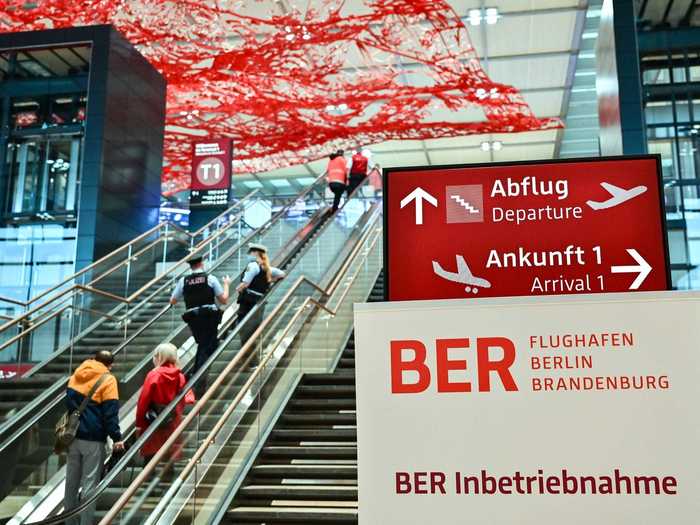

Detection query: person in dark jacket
xmin=170 ymin=254 xmax=231 ymax=379
xmin=64 ymin=351 xmax=123 ymax=525
xmin=136 ymin=344 xmax=194 ymax=462
xmin=236 ymin=243 xmax=285 ymax=343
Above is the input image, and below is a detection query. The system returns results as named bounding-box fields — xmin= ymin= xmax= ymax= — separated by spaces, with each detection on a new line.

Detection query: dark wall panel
xmin=93 ymin=27 xmax=166 ymax=257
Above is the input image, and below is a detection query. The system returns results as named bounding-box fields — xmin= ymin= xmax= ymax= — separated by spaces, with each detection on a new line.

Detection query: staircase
xmin=225 ymin=271 xmax=383 ymax=524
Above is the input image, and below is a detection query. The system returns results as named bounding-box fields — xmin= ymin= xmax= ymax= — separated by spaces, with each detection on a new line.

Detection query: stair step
xmin=227 ymin=505 xmax=358 ymax=523
xmin=238 ymin=484 xmax=357 ymax=499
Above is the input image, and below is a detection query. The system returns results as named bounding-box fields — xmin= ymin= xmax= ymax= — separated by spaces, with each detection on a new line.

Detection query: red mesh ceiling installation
xmin=2 ymin=0 xmax=561 ymax=196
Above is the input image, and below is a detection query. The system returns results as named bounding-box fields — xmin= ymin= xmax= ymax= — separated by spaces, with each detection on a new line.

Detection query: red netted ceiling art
xmin=2 ymin=0 xmax=561 ymax=195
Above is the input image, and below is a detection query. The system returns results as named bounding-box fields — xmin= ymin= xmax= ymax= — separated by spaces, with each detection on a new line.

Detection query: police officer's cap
xmin=248 ymin=243 xmax=268 ymax=254
xmin=187 ymin=254 xmax=204 ymax=266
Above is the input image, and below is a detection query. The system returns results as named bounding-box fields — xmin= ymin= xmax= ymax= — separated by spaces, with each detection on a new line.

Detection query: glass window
xmin=643 ymin=68 xmax=670 ymax=84
xmin=648 ymin=139 xmax=676 ymax=179
xmin=690 ymin=66 xmax=700 ymax=82
xmin=673 ymin=67 xmax=687 ymax=83
xmin=7 ymin=136 xmax=81 ymax=215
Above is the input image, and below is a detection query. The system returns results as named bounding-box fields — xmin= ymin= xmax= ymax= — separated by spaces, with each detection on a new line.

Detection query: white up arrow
xmin=400 ymin=187 xmax=438 ymax=225
xmin=610 ymin=249 xmax=652 ymax=290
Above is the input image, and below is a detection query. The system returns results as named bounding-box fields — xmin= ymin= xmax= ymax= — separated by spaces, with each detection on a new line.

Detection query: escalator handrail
xmin=22 ymin=179 xmax=375 ymax=525
xmin=0 ymin=189 xmax=262 ymax=336
xmin=0 ymin=189 xmax=261 ymax=314
xmin=0 ymin=207 xmax=247 ymax=357
xmin=0 ymin=172 xmax=326 ymax=354
xmin=0 ymin=177 xmax=328 ymax=450
xmin=99 ymin=199 xmax=381 ymax=525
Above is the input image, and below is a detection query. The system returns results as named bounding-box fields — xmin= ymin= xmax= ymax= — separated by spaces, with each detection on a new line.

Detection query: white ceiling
xmin=242 ymin=0 xmax=592 ymax=193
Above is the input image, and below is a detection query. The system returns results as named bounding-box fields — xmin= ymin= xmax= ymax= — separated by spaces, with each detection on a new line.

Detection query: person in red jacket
xmin=326 ymin=149 xmax=348 ymax=212
xmin=136 ymin=344 xmax=193 ymax=463
xmin=347 ymin=148 xmax=370 ymax=195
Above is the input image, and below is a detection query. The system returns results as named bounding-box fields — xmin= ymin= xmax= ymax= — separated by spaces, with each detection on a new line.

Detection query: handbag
xmin=54 ymin=373 xmax=109 ymax=454
xmin=144 ymin=402 xmax=176 ymax=428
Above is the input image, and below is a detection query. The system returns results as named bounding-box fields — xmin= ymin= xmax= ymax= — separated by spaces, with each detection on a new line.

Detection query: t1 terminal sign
xmin=384 ymin=156 xmax=670 ymax=301
xmin=190 ymin=139 xmax=233 ymax=206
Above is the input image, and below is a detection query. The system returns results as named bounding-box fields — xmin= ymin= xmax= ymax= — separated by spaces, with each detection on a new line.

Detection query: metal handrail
xmin=0 ymin=177 xmax=332 ymax=445
xmin=0 ymin=210 xmax=244 ymax=353
xmin=98 ymin=210 xmax=381 ymax=525
xmin=0 ymin=189 xmax=261 ymax=312
xmin=0 ymin=177 xmax=330 ymax=441
xmin=0 ymin=177 xmax=324 ymax=337
xmin=21 ymin=185 xmax=377 ymax=525
xmin=0 ymin=296 xmax=26 ymax=307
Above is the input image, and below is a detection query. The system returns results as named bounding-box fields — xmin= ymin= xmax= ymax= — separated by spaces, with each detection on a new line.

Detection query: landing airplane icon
xmin=432 ymin=255 xmax=492 ymax=294
xmin=586 ymin=182 xmax=648 ymax=210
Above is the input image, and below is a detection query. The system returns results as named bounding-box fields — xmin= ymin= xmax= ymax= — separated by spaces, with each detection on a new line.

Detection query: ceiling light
xmin=582 ymin=32 xmax=598 ymax=40
xmin=286 ymin=34 xmax=295 ymax=41
xmin=485 ymin=7 xmax=499 ymax=24
xmin=481 ymin=140 xmax=503 ymax=151
xmin=468 ymin=9 xmax=481 ymax=26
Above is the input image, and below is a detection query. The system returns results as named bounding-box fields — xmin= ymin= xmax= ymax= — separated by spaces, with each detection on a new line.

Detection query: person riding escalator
xmin=170 ymin=255 xmax=231 ymax=393
xmin=235 ymin=243 xmax=285 ymax=344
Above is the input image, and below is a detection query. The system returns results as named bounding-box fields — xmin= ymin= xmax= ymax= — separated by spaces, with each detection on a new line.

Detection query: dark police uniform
xmin=173 ymin=270 xmax=223 ymax=377
xmin=236 ymin=259 xmax=284 ymax=343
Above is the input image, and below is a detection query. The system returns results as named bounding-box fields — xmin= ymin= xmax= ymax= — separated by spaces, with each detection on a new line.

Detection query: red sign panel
xmin=190 ymin=139 xmax=232 ymax=206
xmin=384 ymin=156 xmax=670 ymax=301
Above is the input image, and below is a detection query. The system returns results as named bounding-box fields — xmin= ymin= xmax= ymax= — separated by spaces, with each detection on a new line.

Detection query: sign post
xmin=354 ymin=292 xmax=700 ymax=524
xmin=190 ymin=139 xmax=233 ymax=207
xmin=384 ymin=156 xmax=670 ymax=301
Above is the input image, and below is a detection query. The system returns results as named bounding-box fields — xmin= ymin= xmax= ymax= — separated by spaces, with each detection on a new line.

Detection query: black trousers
xmin=186 ymin=311 xmax=221 ymax=394
xmin=347 ymin=174 xmax=366 ymax=196
xmin=236 ymin=293 xmax=265 ymax=345
xmin=329 ymin=182 xmax=346 ymax=212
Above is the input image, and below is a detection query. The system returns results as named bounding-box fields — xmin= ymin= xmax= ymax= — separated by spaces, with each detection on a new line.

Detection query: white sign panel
xmin=354 ymin=292 xmax=700 ymax=524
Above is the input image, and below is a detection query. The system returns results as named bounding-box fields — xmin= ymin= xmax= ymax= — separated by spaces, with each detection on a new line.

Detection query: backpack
xmin=54 ymin=373 xmax=109 ymax=454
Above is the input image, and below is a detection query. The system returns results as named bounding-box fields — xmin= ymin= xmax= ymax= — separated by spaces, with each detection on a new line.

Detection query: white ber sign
xmin=354 ymin=292 xmax=700 ymax=524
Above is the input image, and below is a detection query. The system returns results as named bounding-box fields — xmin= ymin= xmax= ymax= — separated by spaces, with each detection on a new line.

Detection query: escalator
xmin=78 ymin=200 xmax=382 ymax=525
xmin=8 ymin=180 xmax=378 ymax=525
xmin=0 ymin=179 xmax=333 ymax=523
xmin=226 ymin=272 xmax=383 ymax=524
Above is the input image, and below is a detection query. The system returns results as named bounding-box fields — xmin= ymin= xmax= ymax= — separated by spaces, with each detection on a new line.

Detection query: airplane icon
xmin=586 ymin=182 xmax=648 ymax=211
xmin=432 ymin=255 xmax=492 ymax=294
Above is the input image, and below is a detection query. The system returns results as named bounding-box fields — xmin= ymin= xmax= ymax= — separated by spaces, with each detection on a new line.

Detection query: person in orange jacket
xmin=136 ymin=344 xmax=194 ymax=463
xmin=326 ymin=149 xmax=348 ymax=212
xmin=64 ymin=351 xmax=123 ymax=525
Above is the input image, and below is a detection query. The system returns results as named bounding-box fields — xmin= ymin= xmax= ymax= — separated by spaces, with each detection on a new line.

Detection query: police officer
xmin=169 ymin=254 xmax=231 ymax=380
xmin=236 ymin=243 xmax=285 ymax=343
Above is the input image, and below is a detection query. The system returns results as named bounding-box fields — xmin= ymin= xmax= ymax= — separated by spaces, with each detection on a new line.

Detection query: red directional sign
xmin=384 ymin=156 xmax=670 ymax=301
xmin=190 ymin=139 xmax=233 ymax=206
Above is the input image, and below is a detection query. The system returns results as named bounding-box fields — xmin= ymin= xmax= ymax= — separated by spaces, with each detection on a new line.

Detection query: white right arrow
xmin=400 ymin=187 xmax=438 ymax=225
xmin=610 ymin=249 xmax=652 ymax=290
